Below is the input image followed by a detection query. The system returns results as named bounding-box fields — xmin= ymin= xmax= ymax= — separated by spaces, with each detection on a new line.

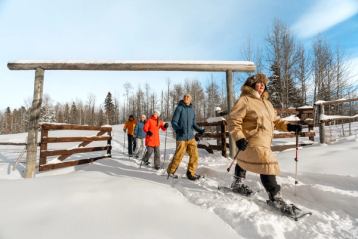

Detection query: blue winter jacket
xmin=134 ymin=120 xmax=146 ymax=139
xmin=171 ymin=100 xmax=201 ymax=141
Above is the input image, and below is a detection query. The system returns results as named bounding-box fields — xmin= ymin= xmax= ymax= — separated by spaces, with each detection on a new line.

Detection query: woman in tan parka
xmin=228 ymin=73 xmax=301 ymax=211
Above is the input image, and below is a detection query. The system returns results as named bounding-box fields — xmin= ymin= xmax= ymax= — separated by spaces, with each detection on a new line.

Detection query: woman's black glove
xmin=236 ymin=138 xmax=248 ymax=151
xmin=146 ymin=131 xmax=153 ymax=136
xmin=287 ymin=124 xmax=302 ymax=133
xmin=164 ymin=123 xmax=169 ymax=129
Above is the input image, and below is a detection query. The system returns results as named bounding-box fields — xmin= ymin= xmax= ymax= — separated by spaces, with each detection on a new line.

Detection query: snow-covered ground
xmin=0 ymin=125 xmax=357 ymax=239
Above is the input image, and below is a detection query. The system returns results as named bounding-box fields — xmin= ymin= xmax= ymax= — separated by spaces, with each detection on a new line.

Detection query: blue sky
xmin=1 ymin=0 xmax=357 ymax=109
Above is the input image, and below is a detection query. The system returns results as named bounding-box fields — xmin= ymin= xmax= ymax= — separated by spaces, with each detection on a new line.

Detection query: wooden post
xmin=39 ymin=126 xmax=48 ymax=167
xmin=107 ymin=130 xmax=112 ymax=157
xmin=220 ymin=121 xmax=227 ymax=157
xmin=215 ymin=108 xmax=221 ymax=147
xmin=25 ymin=68 xmax=44 ymax=178
xmin=226 ymin=70 xmax=236 ymax=158
xmin=318 ymin=104 xmax=326 ymax=144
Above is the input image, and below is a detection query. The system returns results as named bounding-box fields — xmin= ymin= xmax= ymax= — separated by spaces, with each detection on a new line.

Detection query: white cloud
xmin=292 ymin=0 xmax=358 ymax=38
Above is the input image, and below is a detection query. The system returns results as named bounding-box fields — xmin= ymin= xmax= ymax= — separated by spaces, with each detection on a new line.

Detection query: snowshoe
xmin=167 ymin=173 xmax=179 ymax=179
xmin=230 ymin=177 xmax=253 ymax=196
xmin=186 ymin=171 xmax=201 ymax=181
xmin=266 ymin=194 xmax=312 ymax=221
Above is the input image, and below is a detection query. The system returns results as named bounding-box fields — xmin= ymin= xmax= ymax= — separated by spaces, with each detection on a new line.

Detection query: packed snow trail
xmin=0 ymin=124 xmax=357 ymax=238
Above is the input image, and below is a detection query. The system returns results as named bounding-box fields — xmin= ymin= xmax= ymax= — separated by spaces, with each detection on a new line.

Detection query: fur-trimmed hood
xmin=241 ymin=85 xmax=269 ymax=100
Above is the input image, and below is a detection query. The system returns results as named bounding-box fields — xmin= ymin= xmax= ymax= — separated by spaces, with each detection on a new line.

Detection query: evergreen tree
xmin=69 ymin=102 xmax=78 ymax=124
xmin=104 ymin=92 xmax=115 ymax=125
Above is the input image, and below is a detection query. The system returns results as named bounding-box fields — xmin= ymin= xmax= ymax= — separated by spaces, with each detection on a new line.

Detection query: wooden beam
xmin=42 ymin=146 xmax=111 ymax=157
xmin=226 ymin=70 xmax=236 ymax=158
xmin=41 ymin=123 xmax=112 ymax=131
xmin=43 ymin=136 xmax=112 ymax=143
xmin=25 ymin=68 xmax=44 ymax=178
xmin=39 ymin=156 xmax=109 ymax=171
xmin=197 ymin=121 xmax=226 ymax=127
xmin=8 ymin=60 xmax=256 ymax=72
xmin=0 ymin=142 xmax=27 ymax=146
xmin=273 ymin=132 xmax=315 ymax=138
xmin=314 ymin=97 xmax=358 ymax=106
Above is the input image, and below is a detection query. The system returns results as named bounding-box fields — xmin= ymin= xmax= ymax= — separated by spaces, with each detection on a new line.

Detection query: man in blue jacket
xmin=134 ymin=114 xmax=147 ymax=158
xmin=167 ymin=94 xmax=205 ymax=180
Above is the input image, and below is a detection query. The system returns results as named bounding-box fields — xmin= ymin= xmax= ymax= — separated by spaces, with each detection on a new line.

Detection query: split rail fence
xmin=315 ymin=98 xmax=358 ymax=143
xmin=39 ymin=123 xmax=112 ymax=171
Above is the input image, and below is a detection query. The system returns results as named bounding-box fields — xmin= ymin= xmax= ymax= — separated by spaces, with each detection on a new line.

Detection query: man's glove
xmin=123 ymin=128 xmax=127 ymax=133
xmin=287 ymin=124 xmax=302 ymax=133
xmin=236 ymin=138 xmax=248 ymax=151
xmin=198 ymin=128 xmax=205 ymax=135
xmin=146 ymin=131 xmax=153 ymax=136
xmin=194 ymin=134 xmax=201 ymax=142
xmin=164 ymin=123 xmax=169 ymax=129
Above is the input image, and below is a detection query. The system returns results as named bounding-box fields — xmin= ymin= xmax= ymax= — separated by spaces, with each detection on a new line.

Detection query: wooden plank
xmin=39 ymin=128 xmax=48 ymax=166
xmin=221 ymin=122 xmax=227 ymax=157
xmin=107 ymin=131 xmax=112 ymax=156
xmin=197 ymin=121 xmax=225 ymax=127
xmin=43 ymin=136 xmax=111 ymax=143
xmin=273 ymin=132 xmax=315 ymax=138
xmin=314 ymin=98 xmax=358 ymax=106
xmin=200 ymin=132 xmax=222 ymax=139
xmin=42 ymin=146 xmax=111 ymax=157
xmin=57 ymin=130 xmax=109 ymax=161
xmin=197 ymin=144 xmax=214 ymax=153
xmin=0 ymin=142 xmax=27 ymax=146
xmin=39 ymin=156 xmax=109 ymax=171
xmin=25 ymin=68 xmax=44 ymax=178
xmin=41 ymin=123 xmax=112 ymax=131
xmin=8 ymin=60 xmax=256 ymax=72
xmin=271 ymin=143 xmax=313 ymax=152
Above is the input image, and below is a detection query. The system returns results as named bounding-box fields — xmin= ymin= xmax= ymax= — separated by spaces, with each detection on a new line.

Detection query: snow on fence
xmin=39 ymin=123 xmax=112 ymax=171
xmin=315 ymin=98 xmax=358 ymax=143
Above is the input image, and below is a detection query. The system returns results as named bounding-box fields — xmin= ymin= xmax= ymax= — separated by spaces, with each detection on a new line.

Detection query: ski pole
xmin=294 ymin=131 xmax=299 ymax=196
xmin=140 ymin=147 xmax=148 ymax=169
xmin=123 ymin=131 xmax=126 ymax=154
xmin=227 ymin=149 xmax=240 ymax=172
xmin=161 ymin=129 xmax=168 ymax=169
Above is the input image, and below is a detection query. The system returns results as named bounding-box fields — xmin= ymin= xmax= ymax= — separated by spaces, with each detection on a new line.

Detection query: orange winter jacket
xmin=123 ymin=119 xmax=136 ymax=136
xmin=143 ymin=115 xmax=166 ymax=147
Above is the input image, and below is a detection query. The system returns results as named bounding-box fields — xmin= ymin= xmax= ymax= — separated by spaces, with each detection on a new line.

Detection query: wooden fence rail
xmin=196 ymin=107 xmax=316 ymax=156
xmin=39 ymin=123 xmax=112 ymax=172
xmin=315 ymin=98 xmax=358 ymax=143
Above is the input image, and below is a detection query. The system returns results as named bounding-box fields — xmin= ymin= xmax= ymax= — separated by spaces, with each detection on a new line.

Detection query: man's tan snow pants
xmin=167 ymin=138 xmax=199 ymax=176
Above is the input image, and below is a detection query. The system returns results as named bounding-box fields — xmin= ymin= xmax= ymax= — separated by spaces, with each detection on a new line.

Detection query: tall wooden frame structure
xmin=8 ymin=60 xmax=256 ymax=178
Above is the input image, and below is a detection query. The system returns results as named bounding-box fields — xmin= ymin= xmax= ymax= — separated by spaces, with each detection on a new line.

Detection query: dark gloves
xmin=287 ymin=124 xmax=302 ymax=133
xmin=197 ymin=128 xmax=205 ymax=135
xmin=164 ymin=123 xmax=169 ymax=129
xmin=194 ymin=134 xmax=201 ymax=142
xmin=236 ymin=138 xmax=248 ymax=151
xmin=146 ymin=131 xmax=153 ymax=136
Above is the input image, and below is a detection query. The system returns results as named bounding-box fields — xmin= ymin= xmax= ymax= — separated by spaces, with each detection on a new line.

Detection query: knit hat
xmin=153 ymin=110 xmax=161 ymax=116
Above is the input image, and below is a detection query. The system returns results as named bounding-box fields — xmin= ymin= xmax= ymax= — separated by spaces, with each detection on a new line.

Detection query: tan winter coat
xmin=228 ymin=86 xmax=288 ymax=175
